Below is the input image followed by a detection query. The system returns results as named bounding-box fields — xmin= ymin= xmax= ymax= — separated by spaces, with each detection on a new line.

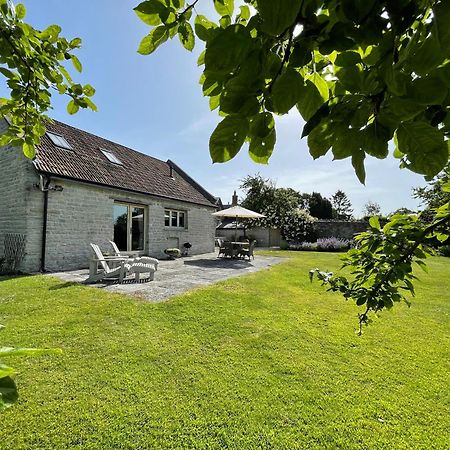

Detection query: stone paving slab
xmin=49 ymin=252 xmax=285 ymax=302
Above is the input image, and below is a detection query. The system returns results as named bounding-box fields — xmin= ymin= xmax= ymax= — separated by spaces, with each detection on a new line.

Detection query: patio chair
xmin=218 ymin=240 xmax=232 ymax=258
xmin=87 ymin=243 xmax=155 ymax=283
xmin=109 ymin=241 xmax=159 ymax=271
xmin=240 ymin=240 xmax=256 ymax=260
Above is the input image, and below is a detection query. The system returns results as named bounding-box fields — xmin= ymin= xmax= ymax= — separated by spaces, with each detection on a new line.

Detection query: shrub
xmin=316 ymin=237 xmax=350 ymax=251
xmin=440 ymin=245 xmax=450 ymax=257
xmin=281 ymin=209 xmax=317 ymax=243
xmin=288 ymin=238 xmax=351 ymax=252
xmin=288 ymin=242 xmax=317 ymax=251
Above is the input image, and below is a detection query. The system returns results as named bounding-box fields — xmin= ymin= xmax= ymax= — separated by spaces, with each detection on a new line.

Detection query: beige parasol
xmin=212 ymin=206 xmax=266 ymax=241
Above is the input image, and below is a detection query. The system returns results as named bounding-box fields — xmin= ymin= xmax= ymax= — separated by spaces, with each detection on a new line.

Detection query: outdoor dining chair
xmin=240 ymin=240 xmax=255 ymax=260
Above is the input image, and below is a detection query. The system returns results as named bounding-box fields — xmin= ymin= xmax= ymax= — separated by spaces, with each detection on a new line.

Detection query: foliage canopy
xmin=133 ymin=0 xmax=450 ymax=184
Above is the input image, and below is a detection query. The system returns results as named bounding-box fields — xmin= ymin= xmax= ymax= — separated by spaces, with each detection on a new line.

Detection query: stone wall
xmin=43 ymin=179 xmax=217 ymax=271
xmin=0 ymin=128 xmax=216 ymax=272
xmin=216 ymin=220 xmax=368 ymax=247
xmin=314 ymin=220 xmax=368 ymax=240
xmin=0 ymin=118 xmax=40 ymax=272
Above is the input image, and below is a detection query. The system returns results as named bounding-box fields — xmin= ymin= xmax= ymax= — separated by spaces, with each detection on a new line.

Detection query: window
xmin=46 ymin=132 xmax=72 ymax=150
xmin=100 ymin=149 xmax=123 ymax=165
xmin=113 ymin=202 xmax=145 ymax=251
xmin=164 ymin=209 xmax=186 ymax=228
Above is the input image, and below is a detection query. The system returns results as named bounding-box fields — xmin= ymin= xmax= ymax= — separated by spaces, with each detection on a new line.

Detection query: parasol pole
xmin=235 ymin=215 xmax=238 ymax=241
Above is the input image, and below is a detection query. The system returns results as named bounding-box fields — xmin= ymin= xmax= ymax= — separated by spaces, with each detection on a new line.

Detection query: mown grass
xmin=0 ymin=252 xmax=449 ymax=449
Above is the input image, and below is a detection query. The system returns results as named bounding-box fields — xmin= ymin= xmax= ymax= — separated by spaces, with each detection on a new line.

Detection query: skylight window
xmin=46 ymin=132 xmax=72 ymax=150
xmin=100 ymin=149 xmax=123 ymax=165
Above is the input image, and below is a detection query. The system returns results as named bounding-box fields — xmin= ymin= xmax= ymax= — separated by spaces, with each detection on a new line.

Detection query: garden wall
xmin=314 ymin=220 xmax=368 ymax=240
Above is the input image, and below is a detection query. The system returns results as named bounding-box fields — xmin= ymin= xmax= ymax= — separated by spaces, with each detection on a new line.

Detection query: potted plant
xmin=164 ymin=248 xmax=181 ymax=260
xmin=183 ymin=242 xmax=192 ymax=256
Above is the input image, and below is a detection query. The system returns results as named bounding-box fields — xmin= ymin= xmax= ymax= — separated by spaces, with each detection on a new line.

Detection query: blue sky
xmin=6 ymin=0 xmax=427 ymax=216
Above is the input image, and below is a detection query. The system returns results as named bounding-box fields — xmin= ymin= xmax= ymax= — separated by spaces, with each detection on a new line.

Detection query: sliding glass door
xmin=113 ymin=202 xmax=146 ymax=252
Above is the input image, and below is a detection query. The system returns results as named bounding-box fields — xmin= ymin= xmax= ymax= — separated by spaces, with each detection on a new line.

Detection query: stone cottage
xmin=0 ymin=119 xmax=217 ymax=272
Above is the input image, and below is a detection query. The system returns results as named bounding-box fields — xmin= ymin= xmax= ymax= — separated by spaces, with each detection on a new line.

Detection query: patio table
xmin=230 ymin=242 xmax=249 ymax=258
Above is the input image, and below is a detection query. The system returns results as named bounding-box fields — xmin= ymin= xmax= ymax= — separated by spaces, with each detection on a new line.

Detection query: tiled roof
xmin=33 ymin=120 xmax=216 ymax=207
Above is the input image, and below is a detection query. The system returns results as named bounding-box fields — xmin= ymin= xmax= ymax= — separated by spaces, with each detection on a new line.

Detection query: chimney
xmin=231 ymin=190 xmax=238 ymax=206
xmin=169 ymin=165 xmax=174 ymax=178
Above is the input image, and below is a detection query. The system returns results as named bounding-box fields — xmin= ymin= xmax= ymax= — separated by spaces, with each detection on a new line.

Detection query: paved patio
xmin=49 ymin=251 xmax=284 ymax=302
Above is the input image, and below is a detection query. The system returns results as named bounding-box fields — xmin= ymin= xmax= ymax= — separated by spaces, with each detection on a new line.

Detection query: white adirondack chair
xmin=87 ymin=243 xmax=155 ymax=283
xmin=108 ymin=241 xmax=159 ymax=271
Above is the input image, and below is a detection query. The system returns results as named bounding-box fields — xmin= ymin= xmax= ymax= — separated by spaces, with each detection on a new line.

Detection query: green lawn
xmin=0 ymin=252 xmax=449 ymax=449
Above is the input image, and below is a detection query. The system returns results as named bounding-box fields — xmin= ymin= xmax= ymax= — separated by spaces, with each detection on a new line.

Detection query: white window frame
xmin=46 ymin=132 xmax=73 ymax=150
xmin=100 ymin=148 xmax=123 ymax=165
xmin=164 ymin=209 xmax=187 ymax=229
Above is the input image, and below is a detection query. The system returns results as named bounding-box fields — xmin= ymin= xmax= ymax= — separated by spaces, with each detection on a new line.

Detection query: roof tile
xmin=33 ymin=120 xmax=216 ymax=207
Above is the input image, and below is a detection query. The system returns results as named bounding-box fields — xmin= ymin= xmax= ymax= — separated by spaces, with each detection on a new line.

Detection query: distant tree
xmin=331 ymin=190 xmax=353 ymax=220
xmin=363 ymin=201 xmax=381 ymax=218
xmin=413 ymin=163 xmax=450 ymax=212
xmin=240 ymin=175 xmax=302 ymax=229
xmin=307 ymin=192 xmax=333 ymax=219
xmin=390 ymin=207 xmax=415 ymax=216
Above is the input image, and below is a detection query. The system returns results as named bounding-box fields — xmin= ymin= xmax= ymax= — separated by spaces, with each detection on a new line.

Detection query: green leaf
xmin=84 ymin=97 xmax=97 ymax=112
xmin=133 ymin=0 xmax=167 ymax=26
xmin=71 ymin=55 xmax=82 ymax=73
xmin=194 ymin=15 xmax=217 ymax=42
xmin=296 ymin=80 xmax=325 ymax=121
xmin=69 ymin=37 xmax=82 ymax=48
xmin=249 ymin=112 xmax=275 ymax=139
xmin=209 ymin=94 xmax=220 ymax=110
xmin=197 ymin=50 xmax=205 ymax=66
xmin=363 ymin=122 xmax=389 ymax=159
xmin=83 ymin=84 xmax=95 ymax=97
xmin=248 ymin=129 xmax=276 ymax=164
xmin=22 ymin=142 xmax=35 ymax=159
xmin=396 ymin=122 xmax=448 ymax=176
xmin=385 ymin=97 xmax=424 ymax=121
xmin=258 ymin=0 xmax=301 ymax=36
xmin=209 ymin=115 xmax=248 ymax=162
xmin=213 ymin=0 xmax=234 ymax=17
xmin=301 ymin=102 xmax=330 ymax=138
xmin=239 ymin=5 xmax=250 ymax=20
xmin=204 ymin=25 xmax=252 ymax=72
xmin=335 ymin=51 xmax=362 ymax=67
xmin=0 ymin=363 xmax=15 ymax=379
xmin=310 ymin=76 xmax=332 ymax=104
xmin=138 ymin=26 xmax=169 ymax=55
xmin=407 ymin=76 xmax=447 ymax=105
xmin=220 ymin=90 xmax=259 ymax=117
xmin=352 ymin=150 xmax=366 ymax=184
xmin=271 ymin=68 xmax=304 ymax=114
xmin=408 ymin=31 xmax=444 ymax=76
xmin=67 ymin=99 xmax=79 ymax=115
xmin=369 ymin=216 xmax=380 ymax=229
xmin=335 ymin=66 xmax=363 ymax=93
xmin=307 ymin=121 xmax=332 ymax=159
xmin=178 ymin=22 xmax=195 ymax=51
xmin=15 ymin=3 xmax=26 ymax=19
xmin=434 ymin=0 xmax=450 ymax=57
xmin=219 ymin=15 xmax=231 ymax=28
xmin=0 ymin=376 xmax=18 ymax=411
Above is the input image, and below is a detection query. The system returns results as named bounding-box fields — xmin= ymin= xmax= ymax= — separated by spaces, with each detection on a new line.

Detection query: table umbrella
xmin=212 ymin=206 xmax=266 ymax=241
